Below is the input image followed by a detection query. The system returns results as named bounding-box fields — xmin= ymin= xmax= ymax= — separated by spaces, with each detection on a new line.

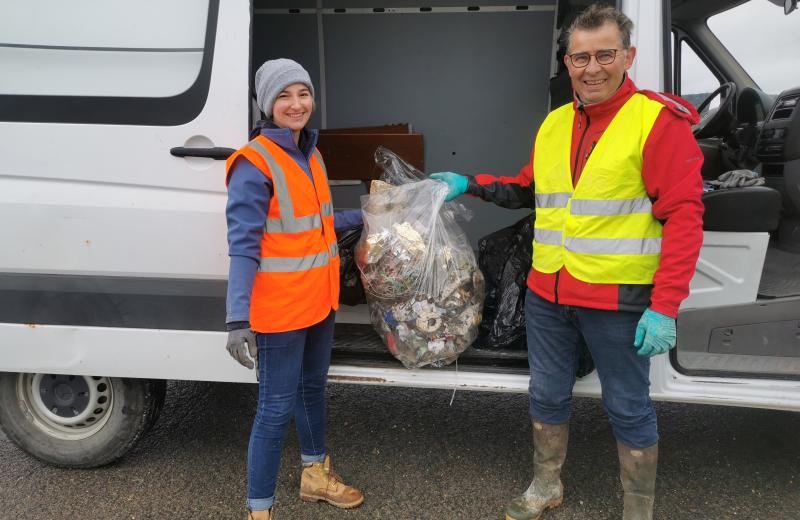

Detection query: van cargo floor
xmin=331 ymin=323 xmax=529 ymax=373
xmin=758 ymin=245 xmax=800 ymax=299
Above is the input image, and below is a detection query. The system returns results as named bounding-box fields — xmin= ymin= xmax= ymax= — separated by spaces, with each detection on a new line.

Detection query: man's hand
xmin=226 ymin=324 xmax=258 ymax=369
xmin=633 ymin=309 xmax=676 ymax=357
xmin=430 ymin=172 xmax=468 ymax=201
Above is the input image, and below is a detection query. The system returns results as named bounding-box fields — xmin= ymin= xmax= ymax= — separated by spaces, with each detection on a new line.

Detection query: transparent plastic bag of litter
xmin=355 ymin=147 xmax=484 ymax=369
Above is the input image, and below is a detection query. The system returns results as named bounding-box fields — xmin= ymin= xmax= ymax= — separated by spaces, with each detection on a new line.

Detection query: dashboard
xmin=756 ymin=87 xmax=800 ymax=165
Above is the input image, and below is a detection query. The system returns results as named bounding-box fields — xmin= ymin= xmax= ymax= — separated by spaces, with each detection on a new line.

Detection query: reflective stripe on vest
xmin=534 ymin=228 xmax=563 ymax=246
xmin=248 ymin=140 xmax=333 ymax=234
xmin=536 ymin=227 xmax=661 ymax=255
xmin=534 ymin=193 xmax=572 ymax=209
xmin=569 ymin=197 xmax=653 ymax=216
xmin=260 ymin=242 xmax=339 ymax=273
xmin=532 ymin=94 xmax=665 ymax=284
xmin=564 ymin=237 xmax=662 ymax=255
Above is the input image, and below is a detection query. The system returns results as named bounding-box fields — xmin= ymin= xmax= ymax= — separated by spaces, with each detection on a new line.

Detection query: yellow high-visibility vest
xmin=532 ymin=93 xmax=664 ymax=285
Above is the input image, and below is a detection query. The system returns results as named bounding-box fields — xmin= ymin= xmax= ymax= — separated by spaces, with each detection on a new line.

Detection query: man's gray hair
xmin=563 ymin=3 xmax=634 ymax=51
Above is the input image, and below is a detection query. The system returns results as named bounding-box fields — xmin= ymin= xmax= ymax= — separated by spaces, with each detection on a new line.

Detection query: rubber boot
xmin=300 ymin=455 xmax=364 ymax=509
xmin=505 ymin=420 xmax=569 ymax=520
xmin=246 ymin=509 xmax=271 ymax=520
xmin=617 ymin=442 xmax=658 ymax=520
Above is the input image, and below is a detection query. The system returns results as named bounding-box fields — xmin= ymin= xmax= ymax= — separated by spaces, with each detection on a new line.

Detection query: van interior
xmin=250 ymin=0 xmax=800 ymax=380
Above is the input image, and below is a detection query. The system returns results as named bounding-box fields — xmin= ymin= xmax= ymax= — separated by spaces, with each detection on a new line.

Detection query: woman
xmin=224 ymin=58 xmax=364 ymax=520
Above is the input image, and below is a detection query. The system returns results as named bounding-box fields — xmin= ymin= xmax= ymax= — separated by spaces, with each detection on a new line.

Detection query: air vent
xmin=757 ymin=142 xmax=784 ymax=161
xmin=772 ymin=94 xmax=799 ymax=120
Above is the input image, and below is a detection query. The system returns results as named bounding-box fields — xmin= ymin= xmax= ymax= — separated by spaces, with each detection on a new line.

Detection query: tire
xmin=0 ymin=373 xmax=166 ymax=468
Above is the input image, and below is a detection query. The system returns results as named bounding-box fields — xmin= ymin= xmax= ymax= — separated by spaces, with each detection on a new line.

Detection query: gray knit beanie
xmin=254 ymin=58 xmax=315 ymax=120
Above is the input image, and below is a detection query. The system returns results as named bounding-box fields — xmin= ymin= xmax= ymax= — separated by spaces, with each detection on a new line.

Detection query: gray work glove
xmin=708 ymin=169 xmax=765 ymax=189
xmin=226 ymin=323 xmax=258 ymax=369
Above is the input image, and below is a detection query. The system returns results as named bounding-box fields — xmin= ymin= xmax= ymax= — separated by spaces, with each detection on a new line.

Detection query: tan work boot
xmin=300 ymin=455 xmax=364 ymax=509
xmin=246 ymin=509 xmax=271 ymax=520
xmin=617 ymin=442 xmax=658 ymax=520
xmin=505 ymin=420 xmax=569 ymax=520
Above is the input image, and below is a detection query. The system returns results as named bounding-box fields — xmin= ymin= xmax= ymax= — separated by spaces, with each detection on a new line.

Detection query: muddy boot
xmin=300 ymin=455 xmax=364 ymax=509
xmin=246 ymin=509 xmax=271 ymax=520
xmin=617 ymin=442 xmax=658 ymax=520
xmin=505 ymin=420 xmax=569 ymax=520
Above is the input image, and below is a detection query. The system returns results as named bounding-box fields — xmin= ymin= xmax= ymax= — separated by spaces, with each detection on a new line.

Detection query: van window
xmin=0 ymin=0 xmax=218 ymax=125
xmin=679 ymin=40 xmax=721 ymax=110
xmin=708 ymin=0 xmax=800 ymax=96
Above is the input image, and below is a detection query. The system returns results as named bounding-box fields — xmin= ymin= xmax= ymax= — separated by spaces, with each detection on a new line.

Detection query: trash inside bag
xmin=477 ymin=213 xmax=534 ymax=350
xmin=338 ymin=225 xmax=367 ymax=306
xmin=356 ymin=147 xmax=484 ymax=369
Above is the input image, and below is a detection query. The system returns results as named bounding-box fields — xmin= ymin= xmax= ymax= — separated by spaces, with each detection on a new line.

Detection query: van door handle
xmin=170 ymin=147 xmax=235 ymax=160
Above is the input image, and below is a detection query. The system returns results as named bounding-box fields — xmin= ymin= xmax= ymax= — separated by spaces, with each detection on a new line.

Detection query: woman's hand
xmin=226 ymin=324 xmax=258 ymax=369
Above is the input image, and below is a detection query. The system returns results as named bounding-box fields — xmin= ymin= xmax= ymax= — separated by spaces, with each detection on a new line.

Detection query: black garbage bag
xmin=338 ymin=225 xmax=366 ymax=306
xmin=477 ymin=213 xmax=534 ymax=350
xmin=476 ymin=212 xmax=595 ymax=377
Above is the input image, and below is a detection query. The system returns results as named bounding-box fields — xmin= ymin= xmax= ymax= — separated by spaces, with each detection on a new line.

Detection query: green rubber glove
xmin=430 ymin=172 xmax=468 ymax=201
xmin=634 ymin=308 xmax=676 ymax=357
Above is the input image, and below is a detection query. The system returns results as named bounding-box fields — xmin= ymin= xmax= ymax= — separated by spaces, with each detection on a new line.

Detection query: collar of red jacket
xmin=572 ymin=73 xmax=637 ymax=118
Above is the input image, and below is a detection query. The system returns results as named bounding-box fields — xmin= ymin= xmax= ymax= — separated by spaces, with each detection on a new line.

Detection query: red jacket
xmin=467 ymin=76 xmax=704 ymax=318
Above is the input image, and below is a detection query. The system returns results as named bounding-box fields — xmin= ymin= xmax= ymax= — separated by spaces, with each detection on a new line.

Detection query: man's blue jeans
xmin=526 ymin=290 xmax=658 ymax=448
xmin=246 ymin=311 xmax=335 ymax=512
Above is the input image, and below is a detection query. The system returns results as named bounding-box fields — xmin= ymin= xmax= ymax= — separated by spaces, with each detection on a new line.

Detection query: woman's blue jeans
xmin=526 ymin=290 xmax=658 ymax=448
xmin=246 ymin=311 xmax=335 ymax=512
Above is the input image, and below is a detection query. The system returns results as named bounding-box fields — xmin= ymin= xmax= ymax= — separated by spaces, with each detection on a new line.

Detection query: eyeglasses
xmin=567 ymin=49 xmax=621 ymax=68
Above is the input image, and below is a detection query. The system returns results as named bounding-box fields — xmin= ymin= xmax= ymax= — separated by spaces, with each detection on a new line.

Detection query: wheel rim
xmin=16 ymin=374 xmax=114 ymax=440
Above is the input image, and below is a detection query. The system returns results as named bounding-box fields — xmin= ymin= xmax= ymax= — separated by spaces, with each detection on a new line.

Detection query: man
xmin=432 ymin=4 xmax=704 ymax=519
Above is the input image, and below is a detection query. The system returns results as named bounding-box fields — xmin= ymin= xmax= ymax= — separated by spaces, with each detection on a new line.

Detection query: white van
xmin=1 ymin=0 xmax=798 ymax=467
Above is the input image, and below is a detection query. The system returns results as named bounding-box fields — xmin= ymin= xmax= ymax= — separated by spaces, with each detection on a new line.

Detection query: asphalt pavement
xmin=1 ymin=380 xmax=798 ymax=519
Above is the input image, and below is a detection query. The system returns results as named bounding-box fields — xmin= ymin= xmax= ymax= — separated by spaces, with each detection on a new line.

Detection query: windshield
xmin=708 ymin=0 xmax=800 ymax=96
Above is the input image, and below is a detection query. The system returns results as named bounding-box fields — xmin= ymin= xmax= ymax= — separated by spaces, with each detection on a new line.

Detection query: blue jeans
xmin=526 ymin=290 xmax=658 ymax=448
xmin=246 ymin=311 xmax=335 ymax=512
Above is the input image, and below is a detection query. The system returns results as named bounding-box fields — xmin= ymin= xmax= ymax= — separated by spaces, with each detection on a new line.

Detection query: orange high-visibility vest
xmin=225 ymin=135 xmax=340 ymax=333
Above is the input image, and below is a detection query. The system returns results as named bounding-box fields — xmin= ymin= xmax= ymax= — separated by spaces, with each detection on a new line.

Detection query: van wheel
xmin=0 ymin=372 xmax=166 ymax=468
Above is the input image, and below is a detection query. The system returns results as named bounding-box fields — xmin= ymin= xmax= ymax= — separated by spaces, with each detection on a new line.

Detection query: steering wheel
xmin=693 ymin=82 xmax=737 ymax=139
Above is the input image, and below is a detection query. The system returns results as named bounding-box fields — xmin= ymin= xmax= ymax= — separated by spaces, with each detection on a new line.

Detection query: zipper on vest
xmin=573 ymin=106 xmax=591 ymax=187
